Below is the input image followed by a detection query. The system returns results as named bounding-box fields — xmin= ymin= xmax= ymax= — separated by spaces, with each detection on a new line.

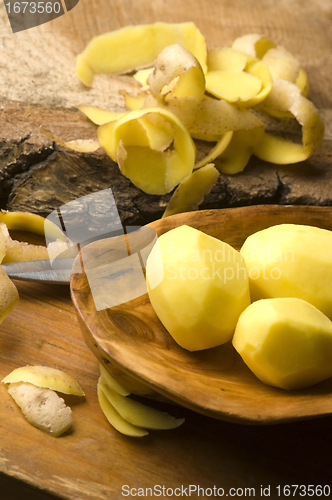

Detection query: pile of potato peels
xmin=56 ymin=21 xmax=326 ymax=217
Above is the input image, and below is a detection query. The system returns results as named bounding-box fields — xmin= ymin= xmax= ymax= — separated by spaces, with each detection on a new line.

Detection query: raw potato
xmin=2 ymin=365 xmax=85 ymax=396
xmin=98 ymin=377 xmax=184 ymax=430
xmin=7 ymin=382 xmax=73 ymax=437
xmin=146 ymin=225 xmax=250 ymax=351
xmin=240 ymin=223 xmax=332 ymax=320
xmin=232 ymin=298 xmax=332 ymax=390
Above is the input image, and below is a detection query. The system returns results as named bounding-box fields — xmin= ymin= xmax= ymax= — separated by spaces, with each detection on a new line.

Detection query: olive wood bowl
xmin=70 ymin=205 xmax=332 ymax=424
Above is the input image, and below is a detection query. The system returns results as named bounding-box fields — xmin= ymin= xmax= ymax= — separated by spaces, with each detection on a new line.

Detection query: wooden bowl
xmin=70 ymin=205 xmax=332 ymax=424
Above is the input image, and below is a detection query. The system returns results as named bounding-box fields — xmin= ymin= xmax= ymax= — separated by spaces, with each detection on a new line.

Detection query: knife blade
xmin=1 ymin=259 xmax=75 ymax=284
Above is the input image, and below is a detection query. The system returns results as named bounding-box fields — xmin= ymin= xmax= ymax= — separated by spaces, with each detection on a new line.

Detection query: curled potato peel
xmin=205 ymin=49 xmax=272 ymax=107
xmin=40 ymin=126 xmax=100 ymax=153
xmin=254 ymin=79 xmax=324 ymax=164
xmin=162 ymin=163 xmax=219 ymax=218
xmin=232 ymin=33 xmax=276 ymax=59
xmin=207 ymin=47 xmax=248 ymax=72
xmin=97 ymin=107 xmax=196 ymax=195
xmin=76 ymin=22 xmax=207 ymax=86
xmin=149 ymin=95 xmax=265 ymax=140
xmin=194 ymin=131 xmax=233 ymax=169
xmin=78 ymin=105 xmax=125 ymax=126
xmin=217 ymin=126 xmax=265 ymax=174
xmin=148 ymin=44 xmax=206 ymax=101
xmin=72 ymin=24 xmax=324 ymax=208
xmin=2 ymin=366 xmax=85 ymax=396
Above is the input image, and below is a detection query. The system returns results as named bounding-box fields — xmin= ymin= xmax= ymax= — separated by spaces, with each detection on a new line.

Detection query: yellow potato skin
xmin=146 ymin=225 xmax=250 ymax=351
xmin=241 ymin=224 xmax=332 ymax=320
xmin=232 ymin=298 xmax=332 ymax=390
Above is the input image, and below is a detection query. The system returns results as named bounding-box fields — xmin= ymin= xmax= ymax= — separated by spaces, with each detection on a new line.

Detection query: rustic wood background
xmin=1 ymin=1 xmax=332 ymax=499
xmin=1 ymin=0 xmax=332 ymax=226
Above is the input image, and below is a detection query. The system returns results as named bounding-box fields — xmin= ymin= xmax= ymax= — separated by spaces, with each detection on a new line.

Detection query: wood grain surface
xmin=1 ymin=0 xmax=332 ymax=498
xmin=0 ymin=276 xmax=331 ymax=499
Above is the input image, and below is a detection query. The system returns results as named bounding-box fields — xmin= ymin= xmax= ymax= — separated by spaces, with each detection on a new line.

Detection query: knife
xmin=1 ymin=258 xmax=75 ymax=284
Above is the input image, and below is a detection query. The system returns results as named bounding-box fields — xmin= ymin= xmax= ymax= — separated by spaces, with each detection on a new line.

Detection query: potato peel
xmin=40 ymin=126 xmax=100 ymax=153
xmin=232 ymin=33 xmax=276 ymax=59
xmin=194 ymin=131 xmax=233 ymax=170
xmin=163 ymin=163 xmax=219 ymax=218
xmin=99 ymin=377 xmax=184 ymax=430
xmin=7 ymin=382 xmax=73 ymax=437
xmin=254 ymin=79 xmax=324 ymax=164
xmin=78 ymin=105 xmax=126 ymax=126
xmin=76 ymin=22 xmax=207 ymax=86
xmin=2 ymin=366 xmax=85 ymax=396
xmin=99 ymin=364 xmax=130 ymax=397
xmin=97 ymin=382 xmax=148 ymax=437
xmin=216 ymin=126 xmax=265 ymax=174
xmin=148 ymin=44 xmax=206 ymax=101
xmin=73 ymin=24 xmax=324 ymax=197
xmin=0 ymin=266 xmax=19 ymax=323
xmin=97 ymin=107 xmax=196 ymax=195
xmin=205 ymin=50 xmax=272 ymax=107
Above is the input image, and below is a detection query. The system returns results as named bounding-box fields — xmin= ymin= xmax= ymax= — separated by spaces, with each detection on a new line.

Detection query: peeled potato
xmin=233 ymin=298 xmax=332 ymax=390
xmin=240 ymin=223 xmax=332 ymax=320
xmin=146 ymin=225 xmax=250 ymax=351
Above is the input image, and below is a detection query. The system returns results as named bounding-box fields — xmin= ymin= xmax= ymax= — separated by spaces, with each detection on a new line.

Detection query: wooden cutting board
xmin=0 ymin=279 xmax=332 ymax=500
xmin=1 ymin=1 xmax=332 ymax=498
